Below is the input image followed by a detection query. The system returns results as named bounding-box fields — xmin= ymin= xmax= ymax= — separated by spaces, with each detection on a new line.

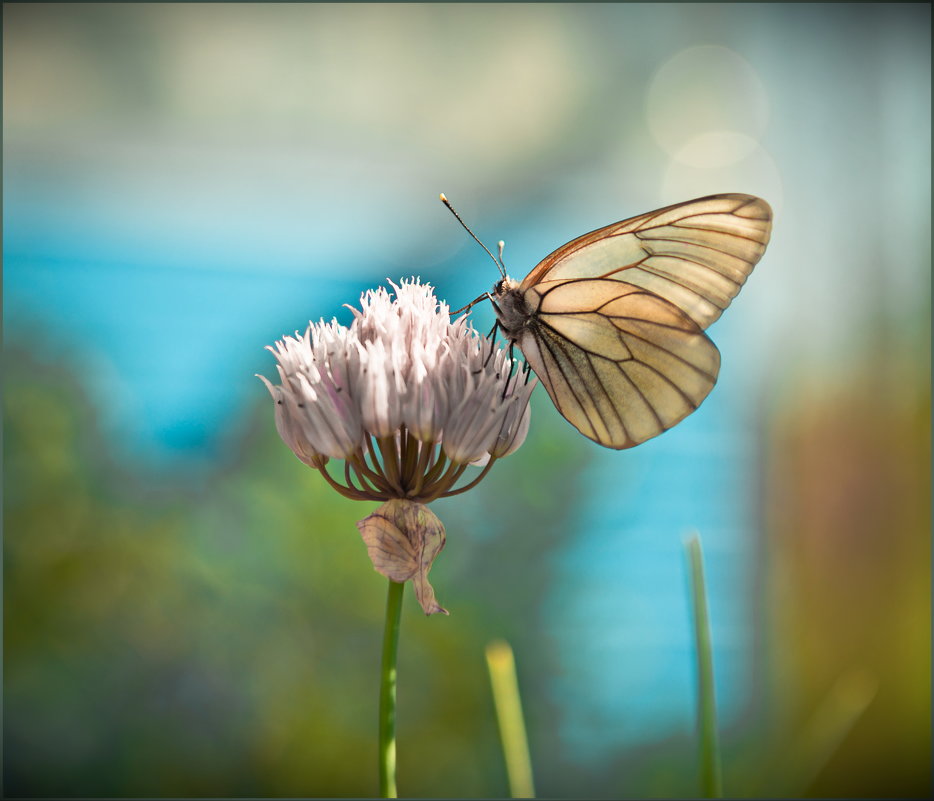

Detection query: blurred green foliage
xmin=4 ymin=320 xmax=930 ymax=798
xmin=3 ymin=344 xmax=591 ymax=797
xmin=759 ymin=338 xmax=931 ymax=799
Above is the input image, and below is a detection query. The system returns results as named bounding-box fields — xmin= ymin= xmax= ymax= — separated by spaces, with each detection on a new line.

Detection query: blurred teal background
xmin=3 ymin=3 xmax=930 ymax=798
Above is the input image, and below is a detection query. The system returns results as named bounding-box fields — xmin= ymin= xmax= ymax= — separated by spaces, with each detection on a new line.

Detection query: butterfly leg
xmin=481 ymin=320 xmax=502 ymax=369
xmin=450 ymin=292 xmax=492 ymax=316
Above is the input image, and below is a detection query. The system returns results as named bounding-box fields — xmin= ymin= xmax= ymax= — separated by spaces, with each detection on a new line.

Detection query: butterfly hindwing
xmin=516 ymin=278 xmax=721 ymax=449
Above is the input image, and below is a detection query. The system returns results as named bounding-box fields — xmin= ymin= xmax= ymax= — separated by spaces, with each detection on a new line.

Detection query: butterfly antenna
xmin=440 ymin=193 xmax=507 ymax=279
xmin=497 ymin=240 xmax=507 ymax=275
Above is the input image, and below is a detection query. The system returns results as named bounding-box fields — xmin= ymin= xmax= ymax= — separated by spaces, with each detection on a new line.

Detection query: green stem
xmin=685 ymin=532 xmax=723 ymax=798
xmin=379 ymin=579 xmax=405 ymax=798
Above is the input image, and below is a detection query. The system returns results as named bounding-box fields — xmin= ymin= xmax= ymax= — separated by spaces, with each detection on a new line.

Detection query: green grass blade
xmin=685 ymin=531 xmax=723 ymax=798
xmin=486 ymin=639 xmax=536 ymax=798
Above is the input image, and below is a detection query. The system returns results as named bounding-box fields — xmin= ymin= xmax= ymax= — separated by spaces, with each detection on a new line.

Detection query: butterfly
xmin=444 ymin=193 xmax=772 ymax=449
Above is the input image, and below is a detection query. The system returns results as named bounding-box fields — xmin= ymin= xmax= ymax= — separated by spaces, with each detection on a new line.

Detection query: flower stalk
xmin=260 ymin=279 xmax=537 ymax=796
xmin=379 ymin=579 xmax=405 ymax=798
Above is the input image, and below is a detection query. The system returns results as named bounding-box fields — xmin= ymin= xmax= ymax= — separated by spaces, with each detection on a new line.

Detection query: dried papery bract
xmin=259 ymin=278 xmax=536 ymax=613
xmin=357 ymin=500 xmax=448 ymax=616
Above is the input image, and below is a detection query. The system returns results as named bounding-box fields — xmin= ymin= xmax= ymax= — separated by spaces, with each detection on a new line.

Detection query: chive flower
xmin=258 ymin=278 xmax=535 ymax=614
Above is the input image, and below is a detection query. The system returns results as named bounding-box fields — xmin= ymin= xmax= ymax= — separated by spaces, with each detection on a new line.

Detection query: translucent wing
xmin=520 ymin=194 xmax=772 ymax=330
xmin=515 ymin=278 xmax=721 ymax=449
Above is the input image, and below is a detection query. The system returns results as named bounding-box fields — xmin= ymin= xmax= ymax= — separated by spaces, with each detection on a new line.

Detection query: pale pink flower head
xmin=259 ymin=279 xmax=536 ymax=614
xmin=259 ymin=278 xmax=535 ymax=500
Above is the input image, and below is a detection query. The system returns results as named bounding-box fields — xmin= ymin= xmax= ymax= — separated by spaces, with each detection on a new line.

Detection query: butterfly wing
xmin=520 ymin=194 xmax=772 ymax=330
xmin=515 ymin=278 xmax=721 ymax=449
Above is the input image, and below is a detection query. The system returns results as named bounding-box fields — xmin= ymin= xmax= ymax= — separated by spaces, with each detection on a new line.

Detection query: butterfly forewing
xmin=520 ymin=193 xmax=771 ymax=330
xmin=517 ymin=279 xmax=721 ymax=449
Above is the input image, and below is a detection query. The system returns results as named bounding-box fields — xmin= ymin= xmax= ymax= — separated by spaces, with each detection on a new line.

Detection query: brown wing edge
xmin=521 ymin=193 xmax=771 ymax=289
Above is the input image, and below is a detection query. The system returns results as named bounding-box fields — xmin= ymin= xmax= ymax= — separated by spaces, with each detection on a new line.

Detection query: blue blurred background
xmin=3 ymin=3 xmax=930 ymax=798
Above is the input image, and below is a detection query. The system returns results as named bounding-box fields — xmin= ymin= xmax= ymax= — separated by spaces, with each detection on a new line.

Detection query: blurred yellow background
xmin=3 ymin=3 xmax=930 ymax=798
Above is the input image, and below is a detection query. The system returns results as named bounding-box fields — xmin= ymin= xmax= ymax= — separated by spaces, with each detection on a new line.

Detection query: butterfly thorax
xmin=491 ymin=276 xmax=532 ymax=341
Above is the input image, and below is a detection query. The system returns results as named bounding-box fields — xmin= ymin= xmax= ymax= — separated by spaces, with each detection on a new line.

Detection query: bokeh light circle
xmin=661 ymin=142 xmax=784 ymax=219
xmin=646 ymin=45 xmax=769 ymax=166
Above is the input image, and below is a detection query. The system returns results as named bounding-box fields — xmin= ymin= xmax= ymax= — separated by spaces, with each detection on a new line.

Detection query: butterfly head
xmin=492 ymin=275 xmax=520 ymax=299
